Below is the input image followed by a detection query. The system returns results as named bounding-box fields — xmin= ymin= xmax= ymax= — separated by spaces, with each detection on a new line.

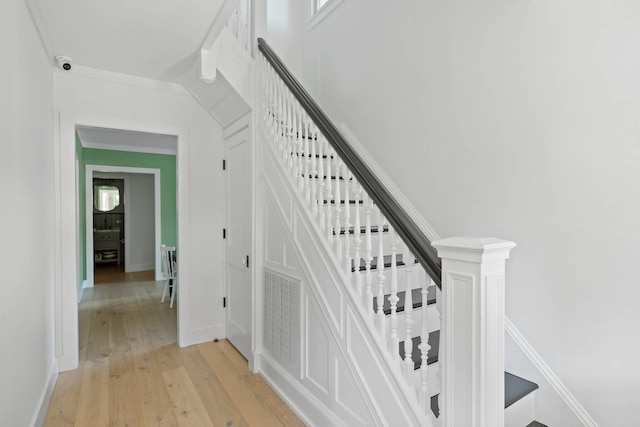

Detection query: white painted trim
xmin=261 ymin=353 xmax=348 ymax=427
xmin=55 ymin=65 xmax=190 ymax=96
xmin=31 ymin=358 xmax=58 ymax=427
xmin=307 ymin=0 xmax=344 ymax=31
xmin=505 ymin=318 xmax=598 ymax=427
xmin=85 ymin=165 xmax=162 ymax=286
xmin=81 ymin=141 xmax=177 ymax=156
xmin=23 ymin=0 xmax=55 ymax=66
xmin=55 ymin=110 xmax=187 ymax=371
xmin=126 ymin=263 xmax=156 ymax=273
xmin=339 ymin=123 xmax=595 ymax=425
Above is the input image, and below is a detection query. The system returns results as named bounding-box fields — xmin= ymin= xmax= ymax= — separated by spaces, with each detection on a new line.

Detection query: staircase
xmin=257 ymin=38 xmax=549 ymax=426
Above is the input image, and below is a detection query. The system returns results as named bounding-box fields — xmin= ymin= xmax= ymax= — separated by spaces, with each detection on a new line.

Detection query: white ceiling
xmin=77 ymin=126 xmax=178 ymax=155
xmin=30 ymin=0 xmax=225 ymax=82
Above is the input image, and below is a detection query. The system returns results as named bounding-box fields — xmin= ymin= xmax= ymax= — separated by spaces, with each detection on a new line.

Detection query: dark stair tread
xmin=351 ymin=254 xmax=415 ymax=272
xmin=306 ymin=174 xmax=353 ymax=181
xmin=322 ymin=199 xmax=364 ymax=205
xmin=430 ymin=372 xmax=540 ymax=418
xmin=398 ymin=331 xmax=440 ymax=368
xmin=335 ymin=224 xmax=388 ymax=236
xmin=505 ymin=372 xmax=539 ymax=408
xmin=527 ymin=422 xmax=548 ymax=427
xmin=373 ymin=286 xmax=436 ymax=315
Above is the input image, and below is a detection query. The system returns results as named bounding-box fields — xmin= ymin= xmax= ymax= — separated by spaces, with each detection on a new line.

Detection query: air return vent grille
xmin=265 ymin=269 xmax=301 ymax=374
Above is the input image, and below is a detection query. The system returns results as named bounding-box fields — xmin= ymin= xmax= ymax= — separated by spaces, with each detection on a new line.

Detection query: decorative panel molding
xmin=335 ymin=357 xmax=368 ymax=426
xmin=265 ymin=269 xmax=301 ymax=376
xmin=305 ymin=295 xmax=330 ymax=395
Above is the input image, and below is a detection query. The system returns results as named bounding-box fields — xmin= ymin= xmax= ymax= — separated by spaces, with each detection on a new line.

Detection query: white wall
xmin=54 ymin=67 xmax=226 ymax=369
xmin=0 ymin=0 xmax=57 ymax=425
xmin=127 ymin=173 xmax=155 ymax=271
xmin=263 ymin=0 xmax=640 ymax=425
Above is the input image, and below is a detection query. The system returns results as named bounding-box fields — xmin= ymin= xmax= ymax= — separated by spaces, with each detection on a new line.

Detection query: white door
xmin=225 ymin=124 xmax=252 ymax=360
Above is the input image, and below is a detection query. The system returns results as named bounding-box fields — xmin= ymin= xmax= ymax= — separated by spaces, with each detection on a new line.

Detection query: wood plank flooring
xmin=44 ymin=269 xmax=304 ymax=427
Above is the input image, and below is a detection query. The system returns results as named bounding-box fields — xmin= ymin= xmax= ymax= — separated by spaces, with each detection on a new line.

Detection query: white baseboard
xmin=31 ymin=358 xmax=58 ymax=427
xmin=126 ymin=263 xmax=155 ymax=273
xmin=505 ymin=318 xmax=598 ymax=427
xmin=260 ymin=353 xmax=347 ymax=427
xmin=177 ymin=324 xmax=225 ymax=348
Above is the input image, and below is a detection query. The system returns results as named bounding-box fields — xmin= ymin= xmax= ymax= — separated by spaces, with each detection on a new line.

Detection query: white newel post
xmin=431 ymin=237 xmax=516 ymax=427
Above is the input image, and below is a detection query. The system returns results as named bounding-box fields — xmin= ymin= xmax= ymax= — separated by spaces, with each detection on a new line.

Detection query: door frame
xmin=54 ymin=111 xmax=188 ymax=372
xmin=223 ymin=113 xmax=258 ymax=370
xmin=85 ymin=166 xmax=162 ymax=288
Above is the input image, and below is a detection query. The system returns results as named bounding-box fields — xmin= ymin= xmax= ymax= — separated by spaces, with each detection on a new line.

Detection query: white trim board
xmin=339 ymin=123 xmax=597 ymax=427
xmin=505 ymin=319 xmax=598 ymax=427
xmin=85 ymin=165 xmax=162 ymax=287
xmin=30 ymin=358 xmax=58 ymax=427
xmin=54 ymin=111 xmax=188 ymax=371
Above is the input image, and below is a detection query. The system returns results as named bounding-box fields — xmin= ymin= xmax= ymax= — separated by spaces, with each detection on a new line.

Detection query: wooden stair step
xmin=351 ymin=254 xmax=414 ymax=272
xmin=429 ymin=372 xmax=541 ymax=418
xmin=373 ymin=286 xmax=436 ymax=315
xmin=322 ymin=199 xmax=364 ymax=205
xmin=505 ymin=372 xmax=539 ymax=408
xmin=306 ymin=174 xmax=353 ymax=181
xmin=335 ymin=224 xmax=388 ymax=236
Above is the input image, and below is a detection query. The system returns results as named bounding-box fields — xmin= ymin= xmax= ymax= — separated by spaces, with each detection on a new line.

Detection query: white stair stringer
xmin=259 ymin=126 xmax=437 ymax=427
xmin=189 ymin=25 xmax=254 ymax=127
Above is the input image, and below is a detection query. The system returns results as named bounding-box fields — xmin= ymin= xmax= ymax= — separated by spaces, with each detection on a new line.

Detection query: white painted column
xmin=432 ymin=237 xmax=516 ymax=427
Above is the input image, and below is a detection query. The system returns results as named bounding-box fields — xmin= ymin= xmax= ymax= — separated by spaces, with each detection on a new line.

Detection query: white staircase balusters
xmin=316 ymin=131 xmax=326 ymax=229
xmin=227 ymin=0 xmax=252 ymax=55
xmin=343 ymin=168 xmax=352 ymax=276
xmin=289 ymin=97 xmax=297 ymax=179
xmin=419 ymin=271 xmax=433 ymax=413
xmin=364 ymin=195 xmax=374 ymax=317
xmin=353 ymin=181 xmax=363 ymax=300
xmin=388 ymin=227 xmax=400 ymax=357
xmin=325 ymin=145 xmax=334 ymax=242
xmin=308 ymin=122 xmax=318 ymax=216
xmin=333 ymin=157 xmax=343 ymax=262
xmin=403 ymin=261 xmax=415 ymax=381
xmin=375 ymin=211 xmax=386 ymax=336
xmin=302 ymin=114 xmax=311 ymax=200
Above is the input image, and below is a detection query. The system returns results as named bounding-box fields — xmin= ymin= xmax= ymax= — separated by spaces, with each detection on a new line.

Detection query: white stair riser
xmin=384 ymin=304 xmax=440 ymax=337
xmin=410 ymin=361 xmax=440 ymax=398
xmin=505 ymin=391 xmax=536 ymax=427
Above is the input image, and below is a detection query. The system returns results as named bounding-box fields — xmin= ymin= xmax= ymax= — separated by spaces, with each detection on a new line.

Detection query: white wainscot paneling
xmin=293 ymin=207 xmax=343 ymax=334
xmin=264 ymin=202 xmax=285 ymax=266
xmin=334 ymin=357 xmax=371 ymax=426
xmin=263 ymin=143 xmax=293 ymax=227
xmin=345 ymin=307 xmax=420 ymax=426
xmin=305 ymin=294 xmax=331 ymax=395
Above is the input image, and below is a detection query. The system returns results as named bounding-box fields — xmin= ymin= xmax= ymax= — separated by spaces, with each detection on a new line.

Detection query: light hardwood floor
xmin=44 ymin=267 xmax=304 ymax=427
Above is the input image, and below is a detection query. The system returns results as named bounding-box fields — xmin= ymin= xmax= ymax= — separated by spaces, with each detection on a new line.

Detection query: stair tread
xmin=336 ymin=224 xmax=389 ymax=236
xmin=526 ymin=422 xmax=548 ymax=427
xmin=505 ymin=372 xmax=539 ymax=408
xmin=399 ymin=331 xmax=440 ymax=368
xmin=351 ymin=253 xmax=415 ymax=272
xmin=323 ymin=199 xmax=364 ymax=205
xmin=373 ymin=286 xmax=436 ymax=315
xmin=430 ymin=372 xmax=540 ymax=418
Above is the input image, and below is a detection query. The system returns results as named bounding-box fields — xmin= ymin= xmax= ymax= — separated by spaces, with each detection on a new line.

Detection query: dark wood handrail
xmin=258 ymin=38 xmax=442 ymax=288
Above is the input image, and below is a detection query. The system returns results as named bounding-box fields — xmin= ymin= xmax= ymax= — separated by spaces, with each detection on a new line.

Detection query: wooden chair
xmin=160 ymin=245 xmax=177 ymax=308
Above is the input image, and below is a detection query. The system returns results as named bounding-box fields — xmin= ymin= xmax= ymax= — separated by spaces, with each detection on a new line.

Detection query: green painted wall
xmin=77 ymin=144 xmax=177 ymax=281
xmin=76 ymin=133 xmax=86 ymax=282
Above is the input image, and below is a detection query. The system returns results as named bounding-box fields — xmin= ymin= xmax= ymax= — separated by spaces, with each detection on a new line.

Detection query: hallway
xmin=43 ymin=271 xmax=303 ymax=426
